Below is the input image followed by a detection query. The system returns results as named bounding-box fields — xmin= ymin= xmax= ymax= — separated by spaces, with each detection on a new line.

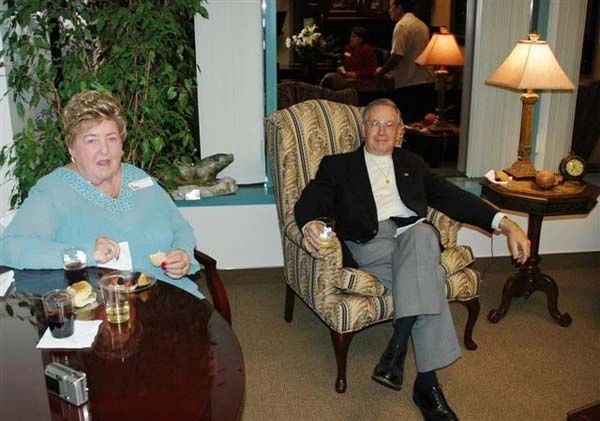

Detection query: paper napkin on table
xmin=0 ymin=270 xmax=15 ymax=297
xmin=484 ymin=169 xmax=512 ymax=186
xmin=37 ymin=320 xmax=103 ymax=349
xmin=97 ymin=241 xmax=133 ymax=271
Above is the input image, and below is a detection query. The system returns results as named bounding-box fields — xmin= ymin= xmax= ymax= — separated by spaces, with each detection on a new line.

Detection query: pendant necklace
xmin=369 ymin=157 xmax=392 ymax=184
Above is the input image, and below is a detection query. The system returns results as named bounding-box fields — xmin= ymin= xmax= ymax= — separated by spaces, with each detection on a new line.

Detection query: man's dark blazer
xmin=294 ymin=145 xmax=498 ymax=267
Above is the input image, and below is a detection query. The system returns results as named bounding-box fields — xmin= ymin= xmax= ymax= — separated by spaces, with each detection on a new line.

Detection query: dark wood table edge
xmin=567 ymin=400 xmax=600 ymax=421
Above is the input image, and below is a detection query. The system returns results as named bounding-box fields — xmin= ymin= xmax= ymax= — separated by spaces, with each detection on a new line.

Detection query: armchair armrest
xmin=193 ymin=249 xmax=232 ymax=325
xmin=427 ymin=208 xmax=461 ymax=249
xmin=283 ymin=220 xmax=344 ymax=303
xmin=284 ymin=221 xmax=305 ymax=249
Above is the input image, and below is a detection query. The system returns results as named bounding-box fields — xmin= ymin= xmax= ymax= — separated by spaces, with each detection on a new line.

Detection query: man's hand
xmin=302 ymin=220 xmax=337 ymax=258
xmin=375 ymin=54 xmax=402 ymax=78
xmin=94 ymin=236 xmax=120 ymax=263
xmin=499 ymin=217 xmax=530 ymax=265
xmin=162 ymin=249 xmax=191 ymax=279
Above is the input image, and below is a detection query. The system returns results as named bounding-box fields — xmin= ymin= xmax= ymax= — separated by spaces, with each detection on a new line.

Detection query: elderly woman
xmin=0 ymin=90 xmax=200 ymax=294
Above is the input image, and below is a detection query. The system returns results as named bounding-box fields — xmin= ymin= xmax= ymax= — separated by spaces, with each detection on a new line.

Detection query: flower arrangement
xmin=285 ymin=24 xmax=331 ymax=66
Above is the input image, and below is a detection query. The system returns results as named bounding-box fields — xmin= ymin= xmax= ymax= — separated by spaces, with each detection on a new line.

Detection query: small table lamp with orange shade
xmin=415 ymin=26 xmax=464 ymax=129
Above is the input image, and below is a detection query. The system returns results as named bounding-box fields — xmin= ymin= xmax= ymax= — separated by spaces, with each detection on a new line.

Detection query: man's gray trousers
xmin=345 ymin=220 xmax=461 ymax=372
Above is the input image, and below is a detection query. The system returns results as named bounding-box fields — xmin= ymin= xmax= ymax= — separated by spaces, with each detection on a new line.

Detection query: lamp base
xmin=504 ymin=160 xmax=537 ymax=179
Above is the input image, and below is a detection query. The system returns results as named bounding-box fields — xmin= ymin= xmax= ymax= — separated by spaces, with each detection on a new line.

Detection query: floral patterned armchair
xmin=265 ymin=99 xmax=482 ymax=393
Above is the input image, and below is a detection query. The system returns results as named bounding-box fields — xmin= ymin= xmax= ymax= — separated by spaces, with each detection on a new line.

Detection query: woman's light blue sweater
xmin=0 ymin=164 xmax=201 ymax=297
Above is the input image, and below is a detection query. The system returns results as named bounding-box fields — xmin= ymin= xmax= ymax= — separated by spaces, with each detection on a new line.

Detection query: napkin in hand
xmin=97 ymin=241 xmax=133 ymax=271
xmin=0 ymin=269 xmax=15 ymax=297
xmin=37 ymin=320 xmax=103 ymax=349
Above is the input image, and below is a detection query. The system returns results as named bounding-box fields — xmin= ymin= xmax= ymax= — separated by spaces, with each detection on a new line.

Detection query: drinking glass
xmin=99 ymin=272 xmax=132 ymax=324
xmin=62 ymin=248 xmax=88 ymax=286
xmin=317 ymin=217 xmax=336 ymax=249
xmin=43 ymin=289 xmax=75 ymax=338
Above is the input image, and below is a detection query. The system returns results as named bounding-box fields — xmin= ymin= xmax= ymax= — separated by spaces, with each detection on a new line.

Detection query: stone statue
xmin=173 ymin=153 xmax=238 ymax=199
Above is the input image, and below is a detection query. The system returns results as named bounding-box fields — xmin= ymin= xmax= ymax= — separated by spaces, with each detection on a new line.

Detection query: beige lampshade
xmin=415 ymin=27 xmax=464 ymax=67
xmin=486 ymin=33 xmax=574 ymax=90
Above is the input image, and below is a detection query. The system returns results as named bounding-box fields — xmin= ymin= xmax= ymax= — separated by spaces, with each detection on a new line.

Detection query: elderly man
xmin=375 ymin=0 xmax=435 ymax=122
xmin=295 ymin=98 xmax=530 ymax=421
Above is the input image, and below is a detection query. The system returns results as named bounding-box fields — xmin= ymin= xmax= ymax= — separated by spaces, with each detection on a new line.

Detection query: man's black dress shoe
xmin=371 ymin=344 xmax=405 ymax=390
xmin=412 ymin=383 xmax=459 ymax=421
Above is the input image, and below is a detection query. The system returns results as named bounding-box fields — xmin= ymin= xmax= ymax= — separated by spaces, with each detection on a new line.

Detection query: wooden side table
xmin=480 ymin=179 xmax=600 ymax=326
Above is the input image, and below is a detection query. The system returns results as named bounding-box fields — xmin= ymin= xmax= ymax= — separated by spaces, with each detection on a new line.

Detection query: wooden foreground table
xmin=0 ymin=268 xmax=245 ymax=420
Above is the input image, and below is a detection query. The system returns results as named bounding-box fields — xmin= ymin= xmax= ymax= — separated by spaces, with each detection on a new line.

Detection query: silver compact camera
xmin=45 ymin=362 xmax=89 ymax=406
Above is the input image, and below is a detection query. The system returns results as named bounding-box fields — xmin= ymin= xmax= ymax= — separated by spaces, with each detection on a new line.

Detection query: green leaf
xmin=150 ymin=137 xmax=165 ymax=152
xmin=16 ymin=102 xmax=25 ymax=118
xmin=166 ymin=87 xmax=177 ymax=100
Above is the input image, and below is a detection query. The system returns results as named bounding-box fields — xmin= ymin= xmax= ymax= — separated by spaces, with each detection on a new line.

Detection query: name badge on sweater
xmin=128 ymin=177 xmax=154 ymax=190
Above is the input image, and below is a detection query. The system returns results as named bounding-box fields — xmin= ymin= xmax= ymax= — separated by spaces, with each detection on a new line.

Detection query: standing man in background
xmin=375 ymin=0 xmax=435 ymax=123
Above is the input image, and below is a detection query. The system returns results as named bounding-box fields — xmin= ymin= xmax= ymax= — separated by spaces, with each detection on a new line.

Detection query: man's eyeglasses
xmin=365 ymin=120 xmax=399 ymax=130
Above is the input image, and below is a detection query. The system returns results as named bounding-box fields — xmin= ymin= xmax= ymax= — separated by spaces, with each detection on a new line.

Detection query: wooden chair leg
xmin=284 ymin=284 xmax=295 ymax=322
xmin=194 ymin=249 xmax=232 ymax=325
xmin=459 ymin=298 xmax=480 ymax=350
xmin=330 ymin=330 xmax=355 ymax=393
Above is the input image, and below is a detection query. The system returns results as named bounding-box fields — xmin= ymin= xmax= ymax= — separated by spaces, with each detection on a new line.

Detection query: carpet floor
xmin=215 ymin=252 xmax=600 ymax=421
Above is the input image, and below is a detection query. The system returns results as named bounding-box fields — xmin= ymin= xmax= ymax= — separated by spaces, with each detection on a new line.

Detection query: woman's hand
xmin=162 ymin=249 xmax=191 ymax=279
xmin=94 ymin=237 xmax=120 ymax=263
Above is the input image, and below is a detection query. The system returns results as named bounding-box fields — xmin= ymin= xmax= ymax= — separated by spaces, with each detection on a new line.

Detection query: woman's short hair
xmin=351 ymin=26 xmax=368 ymax=41
xmin=62 ymin=90 xmax=127 ymax=147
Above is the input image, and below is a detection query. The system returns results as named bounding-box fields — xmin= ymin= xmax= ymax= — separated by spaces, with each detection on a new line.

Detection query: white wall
xmin=0 ymin=34 xmax=15 ymax=216
xmin=181 ymin=203 xmax=600 ymax=269
xmin=195 ymin=1 xmax=265 ymax=184
xmin=466 ymin=0 xmax=531 ymax=177
xmin=458 ymin=206 xmax=600 ymax=258
xmin=180 ymin=204 xmax=283 ymax=269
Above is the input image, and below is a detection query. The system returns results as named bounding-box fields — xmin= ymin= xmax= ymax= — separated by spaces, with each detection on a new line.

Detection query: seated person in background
xmin=320 ymin=26 xmax=378 ymax=90
xmin=339 ymin=26 xmax=379 ymax=80
xmin=0 ymin=90 xmax=201 ymax=296
xmin=295 ymin=98 xmax=530 ymax=421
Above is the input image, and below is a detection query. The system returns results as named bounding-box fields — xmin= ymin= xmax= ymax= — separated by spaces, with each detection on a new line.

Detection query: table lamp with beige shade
xmin=486 ymin=33 xmax=575 ymax=179
xmin=415 ymin=26 xmax=464 ymax=129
